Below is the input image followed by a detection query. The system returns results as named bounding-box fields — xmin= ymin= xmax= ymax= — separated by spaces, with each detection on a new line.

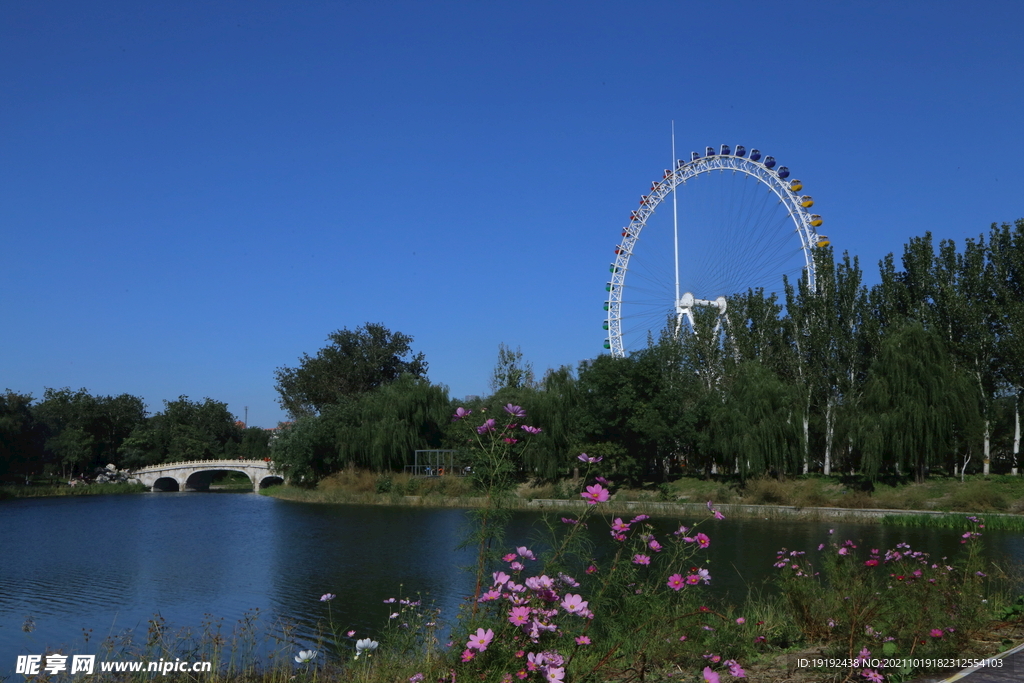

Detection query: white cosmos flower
xmin=294 ymin=649 xmax=317 ymax=663
xmin=354 ymin=638 xmax=379 ymax=658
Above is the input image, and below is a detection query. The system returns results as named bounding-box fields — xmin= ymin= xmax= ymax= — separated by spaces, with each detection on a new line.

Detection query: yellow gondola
xmin=789 ymin=179 xmax=803 ymax=192
xmin=815 ymin=235 xmax=830 ymax=248
xmin=810 ymin=214 xmax=823 ymax=227
xmin=800 ymin=195 xmax=814 ymax=208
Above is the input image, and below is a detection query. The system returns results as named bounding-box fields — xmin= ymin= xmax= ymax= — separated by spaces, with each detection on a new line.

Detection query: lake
xmin=2 ymin=492 xmax=1021 ymax=673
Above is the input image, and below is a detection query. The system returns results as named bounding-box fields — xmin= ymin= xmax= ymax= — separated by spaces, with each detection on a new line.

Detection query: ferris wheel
xmin=604 ymin=144 xmax=828 ymax=357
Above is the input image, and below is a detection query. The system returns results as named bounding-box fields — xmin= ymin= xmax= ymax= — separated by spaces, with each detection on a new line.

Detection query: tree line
xmin=268 ymin=220 xmax=1024 ymax=487
xmin=0 ymin=389 xmax=271 ymax=483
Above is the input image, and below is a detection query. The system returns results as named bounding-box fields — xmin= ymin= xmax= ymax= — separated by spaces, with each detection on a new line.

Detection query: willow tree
xmin=340 ymin=374 xmax=450 ymax=471
xmin=712 ymin=361 xmax=800 ymax=480
xmin=858 ymin=323 xmax=981 ymax=483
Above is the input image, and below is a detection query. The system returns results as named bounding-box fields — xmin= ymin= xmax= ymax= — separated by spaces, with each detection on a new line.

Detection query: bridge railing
xmin=134 ymin=459 xmax=274 ymax=471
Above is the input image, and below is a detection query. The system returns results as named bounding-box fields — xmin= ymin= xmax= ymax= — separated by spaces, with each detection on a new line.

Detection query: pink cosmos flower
xmin=560 ymin=593 xmax=587 ymax=614
xmin=736 ymin=617 xmax=746 ymax=624
xmin=453 ymin=407 xmax=472 ymax=420
xmin=630 ymin=514 xmax=650 ymax=523
xmin=521 ymin=425 xmax=542 ymax=434
xmin=545 ymin=667 xmax=565 ymax=682
xmin=838 ymin=547 xmax=848 ymax=555
xmin=930 ymin=628 xmax=944 ymax=638
xmin=493 ymin=571 xmax=511 ymax=585
xmin=611 ymin=517 xmax=630 ymax=532
xmin=504 ymin=437 xmax=518 ymax=444
xmin=517 ymin=546 xmax=537 ymax=560
xmin=703 ymin=667 xmax=720 ymax=683
xmin=632 ymin=554 xmax=651 ymax=565
xmin=862 ymin=670 xmax=883 ymax=683
xmin=320 ymin=593 xmax=335 ymax=601
xmin=695 ymin=532 xmax=710 ymax=548
xmin=347 ymin=630 xmax=356 ymax=637
xmin=686 ymin=574 xmax=700 ymax=585
xmin=667 ymin=574 xmax=685 ymax=591
xmin=581 ymin=484 xmax=610 ymax=505
xmin=725 ymin=659 xmax=746 ymax=677
xmin=698 ymin=568 xmax=711 ymax=584
xmin=477 ymin=418 xmax=497 ymax=434
xmin=477 ymin=590 xmax=501 ymax=602
xmin=648 ymin=538 xmax=663 ymax=552
xmin=461 ymin=649 xmax=475 ymax=662
xmin=576 ymin=453 xmax=602 ymax=463
xmin=503 ymin=553 xmax=518 ymax=562
xmin=560 ymin=517 xmax=578 ymax=525
xmin=575 ymin=635 xmax=590 ymax=645
xmin=865 ymin=559 xmax=879 ymax=566
xmin=509 ymin=606 xmax=531 ymax=626
xmin=504 ymin=404 xmax=526 ymax=417
xmin=558 ymin=572 xmax=579 ymax=587
xmin=585 ymin=565 xmax=598 ymax=574
xmin=467 ymin=627 xmax=495 ymax=651
xmin=510 ymin=561 xmax=525 ymax=571
xmin=594 ymin=476 xmax=610 ymax=485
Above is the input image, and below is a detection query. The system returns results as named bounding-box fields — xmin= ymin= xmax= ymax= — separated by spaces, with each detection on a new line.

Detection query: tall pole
xmin=671 ymin=122 xmax=681 ymax=319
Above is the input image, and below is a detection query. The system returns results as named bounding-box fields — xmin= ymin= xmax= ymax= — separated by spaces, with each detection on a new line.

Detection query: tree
xmin=858 ymin=323 xmax=981 ymax=483
xmin=274 ymin=322 xmax=428 ymax=418
xmin=0 ymin=391 xmax=44 ymax=481
xmin=489 ymin=343 xmax=536 ymax=392
xmin=120 ymin=396 xmax=239 ymax=466
xmin=712 ymin=361 xmax=799 ymax=480
xmin=988 ymin=219 xmax=1024 ymax=474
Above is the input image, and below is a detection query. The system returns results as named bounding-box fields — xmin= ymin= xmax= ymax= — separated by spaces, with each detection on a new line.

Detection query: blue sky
xmin=2 ymin=1 xmax=1022 ymax=428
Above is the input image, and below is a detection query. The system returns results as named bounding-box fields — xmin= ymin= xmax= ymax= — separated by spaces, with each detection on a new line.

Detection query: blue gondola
xmin=777 ymin=166 xmax=790 ymax=179
xmin=749 ymin=149 xmax=761 ymax=161
xmin=764 ymin=156 xmax=776 ymax=169
xmin=734 ymin=145 xmax=746 ymax=157
xmin=691 ymin=151 xmax=701 ymax=161
xmin=706 ymin=146 xmax=715 ymax=157
xmin=720 ymin=144 xmax=731 ymax=155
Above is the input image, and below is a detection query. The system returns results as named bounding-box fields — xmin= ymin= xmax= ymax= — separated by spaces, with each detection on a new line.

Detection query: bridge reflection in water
xmin=132 ymin=459 xmax=284 ymax=492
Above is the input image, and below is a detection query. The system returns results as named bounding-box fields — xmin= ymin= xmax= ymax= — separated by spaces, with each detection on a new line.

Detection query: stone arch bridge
xmin=132 ymin=459 xmax=284 ymax=492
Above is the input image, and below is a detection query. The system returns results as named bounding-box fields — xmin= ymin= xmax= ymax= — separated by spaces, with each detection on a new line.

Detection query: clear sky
xmin=2 ymin=1 xmax=1022 ymax=428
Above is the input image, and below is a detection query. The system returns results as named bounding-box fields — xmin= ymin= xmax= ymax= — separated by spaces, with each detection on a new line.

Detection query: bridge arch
xmin=152 ymin=476 xmax=181 ymax=492
xmin=258 ymin=474 xmax=284 ymax=489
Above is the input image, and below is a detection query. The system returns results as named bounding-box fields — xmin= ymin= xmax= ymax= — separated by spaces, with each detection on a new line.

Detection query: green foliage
xmin=274 ymin=322 xmax=428 ymax=419
xmin=119 ymin=396 xmax=240 ymax=467
xmin=488 ymin=342 xmax=535 ymax=392
xmin=858 ymin=323 xmax=982 ymax=482
xmin=271 ymin=376 xmax=450 ymax=484
xmin=713 ymin=361 xmax=800 ymax=480
xmin=32 ymin=388 xmax=148 ymax=476
xmin=0 ymin=390 xmax=45 ymax=481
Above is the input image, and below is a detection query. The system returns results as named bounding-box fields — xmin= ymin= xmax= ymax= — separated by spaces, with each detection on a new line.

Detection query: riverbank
xmin=262 ymin=486 xmax=1024 ymax=529
xmin=0 ymin=481 xmax=147 ymax=500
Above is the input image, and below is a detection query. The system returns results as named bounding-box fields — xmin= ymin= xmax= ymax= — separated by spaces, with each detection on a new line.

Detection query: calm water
xmin=2 ymin=493 xmax=1022 ymax=672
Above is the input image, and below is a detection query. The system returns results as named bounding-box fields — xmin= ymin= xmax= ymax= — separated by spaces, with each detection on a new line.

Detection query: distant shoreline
xmin=259 ymin=485 xmax=1024 ymax=527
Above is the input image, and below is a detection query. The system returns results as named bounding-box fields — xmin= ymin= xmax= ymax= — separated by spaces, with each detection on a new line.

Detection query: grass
xmin=0 ymin=481 xmax=148 ymax=500
xmin=263 ymin=469 xmax=1024 ymax=528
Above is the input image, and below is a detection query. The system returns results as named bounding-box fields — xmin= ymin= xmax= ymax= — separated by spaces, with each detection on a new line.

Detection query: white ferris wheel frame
xmin=605 ymin=152 xmax=822 ymax=358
